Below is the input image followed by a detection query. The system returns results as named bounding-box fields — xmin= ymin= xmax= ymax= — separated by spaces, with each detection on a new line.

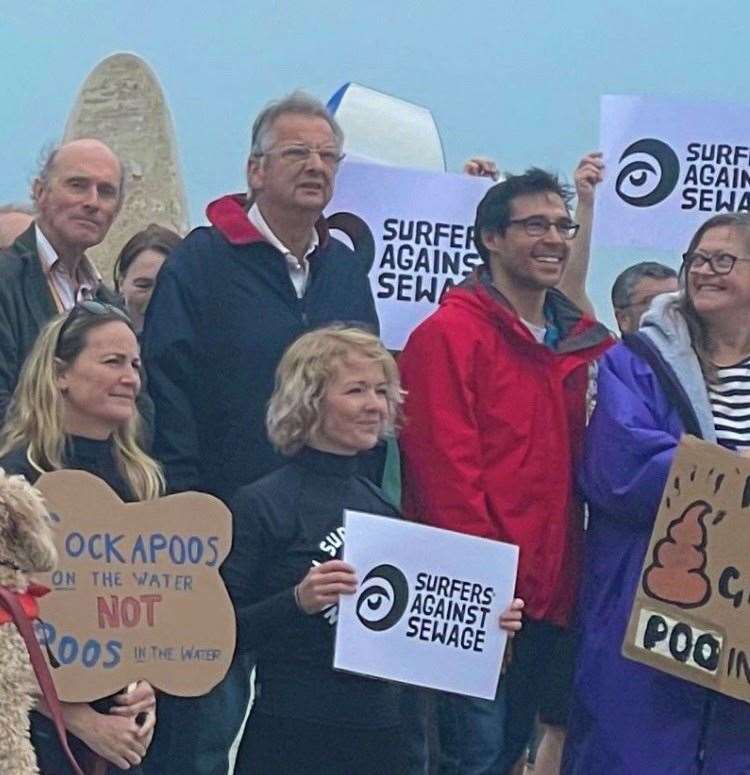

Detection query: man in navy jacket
xmin=141 ymin=92 xmax=378 ymax=774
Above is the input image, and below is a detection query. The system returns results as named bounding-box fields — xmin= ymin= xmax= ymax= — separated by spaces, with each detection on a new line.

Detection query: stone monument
xmin=64 ymin=52 xmax=189 ymax=278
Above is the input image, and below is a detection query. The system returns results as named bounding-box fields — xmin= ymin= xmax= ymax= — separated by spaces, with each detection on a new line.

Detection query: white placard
xmin=334 ymin=510 xmax=518 ymax=699
xmin=326 ymin=160 xmax=493 ymax=351
xmin=595 ymin=94 xmax=750 ymax=252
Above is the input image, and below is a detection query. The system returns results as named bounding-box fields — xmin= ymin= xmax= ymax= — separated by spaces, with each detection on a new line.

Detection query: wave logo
xmin=355 ymin=564 xmax=409 ymax=631
xmin=615 ymin=138 xmax=680 ymax=207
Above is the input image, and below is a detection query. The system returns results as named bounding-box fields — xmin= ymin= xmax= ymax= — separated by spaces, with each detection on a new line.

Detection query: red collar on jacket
xmin=205 ymin=194 xmax=330 ymax=248
xmin=0 ymin=582 xmax=49 ymax=625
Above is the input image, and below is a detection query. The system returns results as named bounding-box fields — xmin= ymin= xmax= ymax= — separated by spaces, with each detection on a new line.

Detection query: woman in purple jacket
xmin=563 ymin=213 xmax=750 ymax=774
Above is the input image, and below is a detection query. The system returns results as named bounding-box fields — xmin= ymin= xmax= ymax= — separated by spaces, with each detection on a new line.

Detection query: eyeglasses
xmin=682 ymin=251 xmax=750 ymax=275
xmin=507 ymin=216 xmax=580 ymax=240
xmin=260 ymin=144 xmax=345 ymax=169
xmin=56 ymin=301 xmax=131 ymax=355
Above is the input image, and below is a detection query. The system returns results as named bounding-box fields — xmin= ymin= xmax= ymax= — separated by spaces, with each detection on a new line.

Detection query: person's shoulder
xmin=159 ymin=226 xmax=227 ymax=275
xmin=0 ymin=446 xmax=38 ymax=483
xmin=0 ymin=243 xmax=29 ymax=280
xmin=231 ymin=463 xmax=301 ymax=510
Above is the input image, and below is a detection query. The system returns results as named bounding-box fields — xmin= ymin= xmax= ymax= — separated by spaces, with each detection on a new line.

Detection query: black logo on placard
xmin=356 ymin=564 xmax=409 ymax=631
xmin=328 ymin=211 xmax=376 ymax=273
xmin=615 ymin=138 xmax=680 ymax=207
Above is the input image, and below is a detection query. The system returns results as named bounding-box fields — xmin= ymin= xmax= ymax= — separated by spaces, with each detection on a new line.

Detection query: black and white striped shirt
xmin=708 ymin=357 xmax=750 ymax=451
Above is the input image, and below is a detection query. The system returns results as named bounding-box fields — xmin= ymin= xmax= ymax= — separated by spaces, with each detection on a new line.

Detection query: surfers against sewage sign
xmin=33 ymin=470 xmax=235 ymax=702
xmin=334 ymin=511 xmax=518 ymax=699
xmin=325 ymin=160 xmax=493 ymax=350
xmin=595 ymin=95 xmax=750 ymax=252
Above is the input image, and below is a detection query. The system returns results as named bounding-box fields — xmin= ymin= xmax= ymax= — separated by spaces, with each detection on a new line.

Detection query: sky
xmin=2 ymin=0 xmax=748 ymax=325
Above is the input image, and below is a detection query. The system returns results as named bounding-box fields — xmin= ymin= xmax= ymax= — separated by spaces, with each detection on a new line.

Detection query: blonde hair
xmin=267 ymin=326 xmax=403 ymax=456
xmin=0 ymin=310 xmax=165 ymax=501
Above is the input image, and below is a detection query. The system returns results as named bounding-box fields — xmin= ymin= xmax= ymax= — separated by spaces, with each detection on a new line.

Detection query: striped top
xmin=708 ymin=357 xmax=750 ymax=451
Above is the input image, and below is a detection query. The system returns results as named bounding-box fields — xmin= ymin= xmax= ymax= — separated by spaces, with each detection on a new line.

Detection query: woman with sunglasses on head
xmin=563 ymin=213 xmax=750 ymax=774
xmin=0 ymin=301 xmax=164 ymax=774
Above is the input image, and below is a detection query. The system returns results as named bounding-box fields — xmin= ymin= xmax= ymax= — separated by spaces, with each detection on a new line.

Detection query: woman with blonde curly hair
xmin=0 ymin=301 xmax=163 ymax=773
xmin=224 ymin=325 xmax=522 ymax=774
xmin=224 ymin=325 xmax=406 ymax=774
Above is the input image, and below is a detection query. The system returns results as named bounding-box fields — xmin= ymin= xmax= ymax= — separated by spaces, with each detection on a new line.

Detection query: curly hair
xmin=267 ymin=326 xmax=403 ymax=456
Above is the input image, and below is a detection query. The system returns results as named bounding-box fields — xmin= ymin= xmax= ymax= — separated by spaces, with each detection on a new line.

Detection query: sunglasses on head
xmin=55 ymin=301 xmax=132 ymax=355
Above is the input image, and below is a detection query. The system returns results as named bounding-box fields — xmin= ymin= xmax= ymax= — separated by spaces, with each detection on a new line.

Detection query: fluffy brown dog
xmin=0 ymin=468 xmax=57 ymax=775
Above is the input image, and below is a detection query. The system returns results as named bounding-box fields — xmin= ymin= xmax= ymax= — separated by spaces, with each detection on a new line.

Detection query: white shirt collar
xmin=247 ymin=203 xmax=319 ymax=259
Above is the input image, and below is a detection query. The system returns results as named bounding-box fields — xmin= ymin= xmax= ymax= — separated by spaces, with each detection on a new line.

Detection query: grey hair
xmin=250 ymin=91 xmax=344 ymax=157
xmin=611 ymin=261 xmax=678 ymax=309
xmin=32 ymin=141 xmax=127 ymax=210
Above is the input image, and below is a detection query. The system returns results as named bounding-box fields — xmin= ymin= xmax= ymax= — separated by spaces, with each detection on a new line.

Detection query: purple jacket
xmin=563 ymin=295 xmax=750 ymax=775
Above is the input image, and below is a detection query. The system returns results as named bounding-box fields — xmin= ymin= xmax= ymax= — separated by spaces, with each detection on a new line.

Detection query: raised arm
xmin=559 ymin=151 xmax=604 ymax=317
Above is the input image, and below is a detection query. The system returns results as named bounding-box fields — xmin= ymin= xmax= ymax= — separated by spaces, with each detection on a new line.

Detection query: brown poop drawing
xmin=643 ymin=500 xmax=712 ymax=608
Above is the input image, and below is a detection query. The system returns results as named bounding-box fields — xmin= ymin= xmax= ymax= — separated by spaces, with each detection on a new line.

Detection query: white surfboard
xmin=328 ymin=82 xmax=446 ymax=172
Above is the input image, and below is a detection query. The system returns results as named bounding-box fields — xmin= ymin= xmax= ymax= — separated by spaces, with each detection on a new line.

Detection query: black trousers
xmin=235 ymin=711 xmax=407 ymax=775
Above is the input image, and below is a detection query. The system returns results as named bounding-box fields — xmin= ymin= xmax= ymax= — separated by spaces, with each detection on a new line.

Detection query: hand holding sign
xmin=34 ymin=470 xmax=235 ymax=702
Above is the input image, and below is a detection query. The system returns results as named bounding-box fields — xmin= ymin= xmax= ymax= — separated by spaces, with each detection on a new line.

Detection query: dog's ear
xmin=0 ymin=469 xmax=57 ymax=573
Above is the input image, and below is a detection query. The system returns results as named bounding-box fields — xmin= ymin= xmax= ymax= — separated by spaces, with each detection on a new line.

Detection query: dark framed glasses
xmin=56 ymin=301 xmax=132 ymax=355
xmin=682 ymin=251 xmax=750 ymax=275
xmin=508 ymin=216 xmax=580 ymax=240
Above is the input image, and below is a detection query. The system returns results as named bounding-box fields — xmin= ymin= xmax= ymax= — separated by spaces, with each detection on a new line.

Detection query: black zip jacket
xmin=222 ymin=446 xmax=402 ymax=727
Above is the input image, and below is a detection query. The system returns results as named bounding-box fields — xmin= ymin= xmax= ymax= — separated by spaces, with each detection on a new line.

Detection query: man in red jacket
xmin=399 ymin=168 xmax=612 ymax=774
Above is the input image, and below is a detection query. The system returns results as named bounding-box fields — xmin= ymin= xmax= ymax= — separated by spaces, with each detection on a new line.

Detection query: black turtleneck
xmin=0 ymin=435 xmax=134 ymax=502
xmin=222 ymin=446 xmax=401 ymax=727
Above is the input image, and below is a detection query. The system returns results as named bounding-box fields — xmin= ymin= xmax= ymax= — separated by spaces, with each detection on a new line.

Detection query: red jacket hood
xmin=442 ymin=269 xmax=613 ymax=358
xmin=205 ymin=194 xmax=331 ymax=247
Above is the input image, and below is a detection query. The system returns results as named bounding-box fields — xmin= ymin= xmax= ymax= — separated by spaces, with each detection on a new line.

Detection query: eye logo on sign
xmin=356 ymin=563 xmax=409 ymax=631
xmin=615 ymin=138 xmax=680 ymax=207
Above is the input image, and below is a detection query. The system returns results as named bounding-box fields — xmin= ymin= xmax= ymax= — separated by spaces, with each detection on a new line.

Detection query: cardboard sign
xmin=595 ymin=94 xmax=750 ymax=252
xmin=334 ymin=511 xmax=518 ymax=699
xmin=33 ymin=471 xmax=235 ymax=702
xmin=623 ymin=436 xmax=750 ymax=703
xmin=326 ymin=160 xmax=493 ymax=350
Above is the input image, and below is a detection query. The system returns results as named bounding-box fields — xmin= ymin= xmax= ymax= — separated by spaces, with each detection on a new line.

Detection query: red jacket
xmin=399 ymin=272 xmax=612 ymax=626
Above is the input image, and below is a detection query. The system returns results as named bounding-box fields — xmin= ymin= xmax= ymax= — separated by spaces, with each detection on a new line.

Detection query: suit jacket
xmin=0 ymin=223 xmax=120 ymax=421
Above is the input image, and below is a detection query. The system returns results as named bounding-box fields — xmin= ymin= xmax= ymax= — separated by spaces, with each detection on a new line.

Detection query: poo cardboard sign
xmin=624 ymin=436 xmax=750 ymax=703
xmin=33 ymin=471 xmax=235 ymax=702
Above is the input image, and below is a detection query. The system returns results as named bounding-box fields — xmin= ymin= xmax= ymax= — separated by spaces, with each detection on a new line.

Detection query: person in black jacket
xmin=224 ymin=326 xmax=523 ymax=774
xmin=0 ymin=302 xmax=163 ymax=774
xmin=223 ymin=326 xmax=405 ymax=774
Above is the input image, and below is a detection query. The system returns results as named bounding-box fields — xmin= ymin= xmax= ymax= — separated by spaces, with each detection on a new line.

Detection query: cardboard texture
xmin=623 ymin=436 xmax=750 ymax=703
xmin=33 ymin=471 xmax=235 ymax=702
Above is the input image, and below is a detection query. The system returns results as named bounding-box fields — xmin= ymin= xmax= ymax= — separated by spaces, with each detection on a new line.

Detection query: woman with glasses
xmin=0 ymin=301 xmax=163 ymax=774
xmin=563 ymin=213 xmax=750 ymax=774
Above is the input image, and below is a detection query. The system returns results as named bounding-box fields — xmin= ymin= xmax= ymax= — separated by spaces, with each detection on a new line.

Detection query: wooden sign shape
xmin=623 ymin=436 xmax=750 ymax=703
xmin=33 ymin=471 xmax=235 ymax=703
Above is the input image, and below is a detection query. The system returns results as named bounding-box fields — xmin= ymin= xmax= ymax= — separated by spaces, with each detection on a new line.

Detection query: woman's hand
xmin=109 ymin=681 xmax=157 ymax=749
xmin=499 ymin=598 xmax=524 ymax=637
xmin=295 ymin=559 xmax=358 ymax=614
xmin=64 ymin=703 xmax=149 ymax=770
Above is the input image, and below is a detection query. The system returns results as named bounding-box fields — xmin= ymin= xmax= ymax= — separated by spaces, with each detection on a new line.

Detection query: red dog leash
xmin=0 ymin=583 xmax=85 ymax=775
